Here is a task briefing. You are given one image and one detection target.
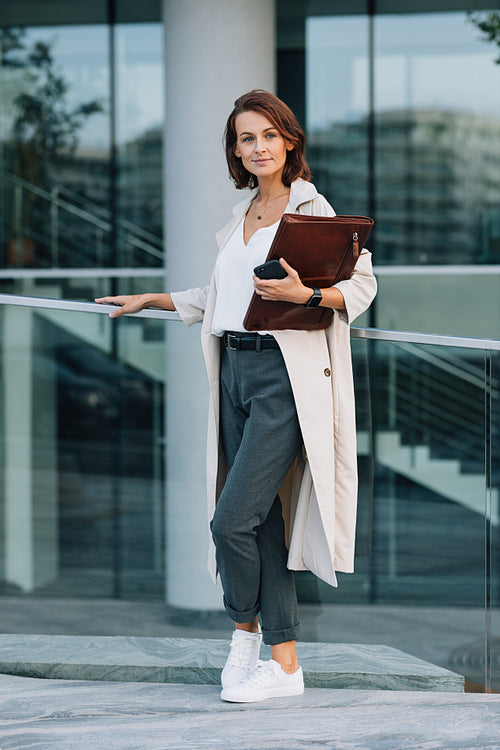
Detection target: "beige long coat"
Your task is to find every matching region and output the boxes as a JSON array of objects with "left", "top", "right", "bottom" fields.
[{"left": 171, "top": 179, "right": 377, "bottom": 587}]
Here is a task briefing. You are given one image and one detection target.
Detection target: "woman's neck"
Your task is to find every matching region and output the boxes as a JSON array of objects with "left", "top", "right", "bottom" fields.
[{"left": 257, "top": 176, "right": 288, "bottom": 203}]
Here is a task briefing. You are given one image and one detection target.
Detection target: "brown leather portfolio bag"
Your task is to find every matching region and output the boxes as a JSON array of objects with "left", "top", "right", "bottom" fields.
[{"left": 243, "top": 213, "right": 374, "bottom": 331}]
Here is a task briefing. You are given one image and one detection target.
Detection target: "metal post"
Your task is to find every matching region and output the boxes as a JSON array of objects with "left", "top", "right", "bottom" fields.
[
  {"left": 387, "top": 344, "right": 398, "bottom": 580},
  {"left": 152, "top": 378, "right": 164, "bottom": 574}
]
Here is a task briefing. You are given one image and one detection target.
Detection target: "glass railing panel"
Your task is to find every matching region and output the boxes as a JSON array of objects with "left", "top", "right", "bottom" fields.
[
  {"left": 1, "top": 297, "right": 498, "bottom": 692},
  {"left": 375, "top": 269, "right": 500, "bottom": 342},
  {"left": 341, "top": 337, "right": 489, "bottom": 690},
  {"left": 373, "top": 340, "right": 486, "bottom": 603},
  {"left": 0, "top": 301, "right": 165, "bottom": 600}
]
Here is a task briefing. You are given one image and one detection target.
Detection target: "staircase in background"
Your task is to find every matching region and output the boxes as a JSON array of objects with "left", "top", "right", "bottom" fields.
[
  {"left": 375, "top": 430, "right": 499, "bottom": 523},
  {"left": 1, "top": 172, "right": 163, "bottom": 269},
  {"left": 357, "top": 337, "right": 499, "bottom": 523}
]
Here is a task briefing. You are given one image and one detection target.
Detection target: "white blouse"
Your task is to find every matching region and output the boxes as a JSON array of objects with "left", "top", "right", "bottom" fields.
[{"left": 211, "top": 216, "right": 280, "bottom": 336}]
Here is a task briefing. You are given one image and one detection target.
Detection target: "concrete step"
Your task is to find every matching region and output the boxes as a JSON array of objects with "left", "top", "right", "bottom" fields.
[{"left": 0, "top": 635, "right": 464, "bottom": 692}]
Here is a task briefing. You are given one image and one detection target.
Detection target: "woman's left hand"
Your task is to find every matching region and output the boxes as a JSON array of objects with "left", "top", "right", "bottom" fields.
[{"left": 253, "top": 258, "right": 311, "bottom": 305}]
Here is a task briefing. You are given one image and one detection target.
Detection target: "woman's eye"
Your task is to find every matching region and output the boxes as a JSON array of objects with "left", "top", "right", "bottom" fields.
[
  {"left": 243, "top": 136, "right": 254, "bottom": 143},
  {"left": 266, "top": 133, "right": 278, "bottom": 139}
]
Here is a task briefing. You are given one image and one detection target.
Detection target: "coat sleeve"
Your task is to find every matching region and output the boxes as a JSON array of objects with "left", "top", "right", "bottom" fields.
[
  {"left": 298, "top": 192, "right": 377, "bottom": 323},
  {"left": 334, "top": 250, "right": 377, "bottom": 324},
  {"left": 170, "top": 285, "right": 210, "bottom": 326}
]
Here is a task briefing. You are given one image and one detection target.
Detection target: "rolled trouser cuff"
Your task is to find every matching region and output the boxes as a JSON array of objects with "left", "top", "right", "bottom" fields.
[
  {"left": 223, "top": 596, "right": 260, "bottom": 624},
  {"left": 262, "top": 624, "right": 301, "bottom": 646}
]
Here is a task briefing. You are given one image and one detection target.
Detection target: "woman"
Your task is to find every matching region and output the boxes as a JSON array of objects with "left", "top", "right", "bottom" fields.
[{"left": 96, "top": 90, "right": 377, "bottom": 703}]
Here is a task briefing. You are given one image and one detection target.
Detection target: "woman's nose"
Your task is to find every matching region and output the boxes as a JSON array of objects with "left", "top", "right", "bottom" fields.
[{"left": 254, "top": 137, "right": 266, "bottom": 152}]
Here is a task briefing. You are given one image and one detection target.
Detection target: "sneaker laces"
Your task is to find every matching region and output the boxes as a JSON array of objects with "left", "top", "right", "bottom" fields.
[
  {"left": 227, "top": 631, "right": 260, "bottom": 669},
  {"left": 240, "top": 659, "right": 280, "bottom": 686}
]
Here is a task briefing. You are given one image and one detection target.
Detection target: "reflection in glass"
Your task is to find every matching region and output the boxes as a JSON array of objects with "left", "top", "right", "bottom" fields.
[
  {"left": 361, "top": 338, "right": 496, "bottom": 692},
  {"left": 115, "top": 24, "right": 163, "bottom": 267},
  {"left": 368, "top": 341, "right": 487, "bottom": 604},
  {"left": 374, "top": 12, "right": 500, "bottom": 265},
  {"left": 1, "top": 299, "right": 498, "bottom": 689},
  {"left": 0, "top": 274, "right": 165, "bottom": 302},
  {"left": 0, "top": 304, "right": 165, "bottom": 598},
  {"left": 306, "top": 14, "right": 370, "bottom": 216},
  {"left": 284, "top": 334, "right": 496, "bottom": 691},
  {"left": 304, "top": 10, "right": 500, "bottom": 265},
  {"left": 0, "top": 25, "right": 109, "bottom": 268},
  {"left": 0, "top": 19, "right": 164, "bottom": 270}
]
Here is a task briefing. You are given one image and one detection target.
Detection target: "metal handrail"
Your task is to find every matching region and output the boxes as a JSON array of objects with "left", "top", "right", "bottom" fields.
[
  {"left": 351, "top": 326, "right": 500, "bottom": 351},
  {"left": 0, "top": 293, "right": 178, "bottom": 320},
  {"left": 1, "top": 293, "right": 500, "bottom": 350}
]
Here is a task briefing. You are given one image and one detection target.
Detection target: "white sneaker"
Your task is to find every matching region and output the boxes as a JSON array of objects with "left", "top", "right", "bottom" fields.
[
  {"left": 221, "top": 659, "right": 304, "bottom": 703},
  {"left": 221, "top": 627, "right": 262, "bottom": 689}
]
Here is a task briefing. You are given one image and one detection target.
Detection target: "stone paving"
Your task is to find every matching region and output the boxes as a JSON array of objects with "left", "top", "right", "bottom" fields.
[
  {"left": 0, "top": 598, "right": 498, "bottom": 748},
  {"left": 1, "top": 674, "right": 500, "bottom": 750}
]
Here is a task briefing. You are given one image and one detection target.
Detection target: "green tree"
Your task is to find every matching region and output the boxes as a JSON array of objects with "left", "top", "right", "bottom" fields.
[
  {"left": 0, "top": 28, "right": 103, "bottom": 185},
  {"left": 1, "top": 27, "right": 102, "bottom": 262},
  {"left": 467, "top": 11, "right": 500, "bottom": 64}
]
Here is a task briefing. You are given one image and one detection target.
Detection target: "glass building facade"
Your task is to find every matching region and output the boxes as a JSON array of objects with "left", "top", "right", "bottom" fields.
[
  {"left": 0, "top": 0, "right": 164, "bottom": 296},
  {"left": 0, "top": 0, "right": 499, "bottom": 693}
]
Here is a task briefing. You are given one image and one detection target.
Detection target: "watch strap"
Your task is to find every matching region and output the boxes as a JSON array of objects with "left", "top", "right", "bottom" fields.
[{"left": 306, "top": 287, "right": 322, "bottom": 308}]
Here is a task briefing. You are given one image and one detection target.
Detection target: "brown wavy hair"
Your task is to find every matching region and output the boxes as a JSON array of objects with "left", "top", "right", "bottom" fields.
[{"left": 224, "top": 90, "right": 311, "bottom": 189}]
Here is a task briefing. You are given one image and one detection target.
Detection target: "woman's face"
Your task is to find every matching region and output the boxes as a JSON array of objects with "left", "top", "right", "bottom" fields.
[{"left": 233, "top": 110, "right": 294, "bottom": 183}]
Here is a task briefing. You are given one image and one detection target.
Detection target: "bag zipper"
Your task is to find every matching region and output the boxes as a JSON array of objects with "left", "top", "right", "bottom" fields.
[
  {"left": 334, "top": 231, "right": 360, "bottom": 283},
  {"left": 352, "top": 231, "right": 359, "bottom": 260}
]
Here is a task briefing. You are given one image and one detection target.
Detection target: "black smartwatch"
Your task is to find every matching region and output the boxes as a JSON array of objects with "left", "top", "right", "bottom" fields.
[{"left": 305, "top": 287, "right": 322, "bottom": 308}]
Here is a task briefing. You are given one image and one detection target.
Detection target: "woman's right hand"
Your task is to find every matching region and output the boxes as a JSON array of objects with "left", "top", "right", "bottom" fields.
[{"left": 95, "top": 294, "right": 148, "bottom": 318}]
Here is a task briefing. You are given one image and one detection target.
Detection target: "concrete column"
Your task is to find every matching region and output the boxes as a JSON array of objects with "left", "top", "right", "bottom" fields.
[
  {"left": 4, "top": 307, "right": 34, "bottom": 590},
  {"left": 163, "top": 0, "right": 275, "bottom": 609},
  {"left": 2, "top": 307, "right": 58, "bottom": 592}
]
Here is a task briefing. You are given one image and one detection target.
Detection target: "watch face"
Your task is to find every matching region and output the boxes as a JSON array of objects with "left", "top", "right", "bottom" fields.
[{"left": 307, "top": 289, "right": 322, "bottom": 307}]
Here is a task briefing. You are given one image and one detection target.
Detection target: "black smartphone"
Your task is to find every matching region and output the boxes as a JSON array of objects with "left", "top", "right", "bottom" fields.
[{"left": 253, "top": 259, "right": 287, "bottom": 280}]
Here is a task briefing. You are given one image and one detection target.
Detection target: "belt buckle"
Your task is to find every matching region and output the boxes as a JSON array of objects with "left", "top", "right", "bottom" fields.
[{"left": 226, "top": 333, "right": 239, "bottom": 351}]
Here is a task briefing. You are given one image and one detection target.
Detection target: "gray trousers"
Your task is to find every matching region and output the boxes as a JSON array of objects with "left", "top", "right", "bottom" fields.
[{"left": 210, "top": 344, "right": 303, "bottom": 646}]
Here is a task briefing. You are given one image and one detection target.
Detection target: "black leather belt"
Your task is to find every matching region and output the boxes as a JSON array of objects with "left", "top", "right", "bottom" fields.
[{"left": 223, "top": 331, "right": 279, "bottom": 351}]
